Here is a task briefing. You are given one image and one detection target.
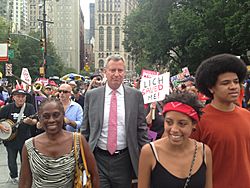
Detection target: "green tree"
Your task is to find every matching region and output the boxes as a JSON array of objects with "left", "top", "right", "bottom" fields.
[
  {"left": 124, "top": 0, "right": 250, "bottom": 74},
  {"left": 0, "top": 17, "right": 10, "bottom": 75},
  {"left": 0, "top": 17, "right": 72, "bottom": 81},
  {"left": 0, "top": 17, "right": 9, "bottom": 42}
]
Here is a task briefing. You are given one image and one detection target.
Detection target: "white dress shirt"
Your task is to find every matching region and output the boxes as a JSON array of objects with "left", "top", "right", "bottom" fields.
[{"left": 97, "top": 84, "right": 127, "bottom": 150}]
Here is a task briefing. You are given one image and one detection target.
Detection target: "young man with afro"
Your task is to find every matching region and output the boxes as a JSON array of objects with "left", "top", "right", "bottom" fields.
[{"left": 191, "top": 53, "right": 250, "bottom": 188}]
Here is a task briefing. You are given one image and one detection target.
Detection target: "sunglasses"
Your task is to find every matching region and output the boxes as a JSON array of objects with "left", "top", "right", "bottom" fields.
[{"left": 58, "top": 90, "right": 71, "bottom": 94}]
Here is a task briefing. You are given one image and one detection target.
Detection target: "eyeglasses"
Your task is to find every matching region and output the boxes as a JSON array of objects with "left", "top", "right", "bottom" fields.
[{"left": 58, "top": 90, "right": 71, "bottom": 94}]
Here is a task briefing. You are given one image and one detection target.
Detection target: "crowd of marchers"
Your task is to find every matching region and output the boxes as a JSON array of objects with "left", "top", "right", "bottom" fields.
[{"left": 0, "top": 53, "right": 249, "bottom": 188}]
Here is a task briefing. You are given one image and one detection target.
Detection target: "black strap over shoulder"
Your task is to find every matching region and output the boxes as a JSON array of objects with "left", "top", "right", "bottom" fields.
[{"left": 149, "top": 142, "right": 158, "bottom": 161}]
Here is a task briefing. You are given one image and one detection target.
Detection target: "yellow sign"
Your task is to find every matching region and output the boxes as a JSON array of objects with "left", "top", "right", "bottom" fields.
[
  {"left": 39, "top": 67, "right": 45, "bottom": 76},
  {"left": 247, "top": 65, "right": 250, "bottom": 72},
  {"left": 84, "top": 64, "right": 90, "bottom": 72},
  {"left": 0, "top": 72, "right": 2, "bottom": 79}
]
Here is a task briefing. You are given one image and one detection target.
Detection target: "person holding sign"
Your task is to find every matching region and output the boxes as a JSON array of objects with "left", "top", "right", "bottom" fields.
[
  {"left": 138, "top": 92, "right": 212, "bottom": 188},
  {"left": 145, "top": 101, "right": 164, "bottom": 140}
]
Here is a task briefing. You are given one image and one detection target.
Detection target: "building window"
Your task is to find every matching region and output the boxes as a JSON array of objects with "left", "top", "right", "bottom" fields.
[
  {"left": 98, "top": 14, "right": 101, "bottom": 25},
  {"left": 102, "top": 14, "right": 104, "bottom": 25},
  {"left": 106, "top": 14, "right": 109, "bottom": 24},
  {"left": 98, "top": 0, "right": 101, "bottom": 11},
  {"left": 110, "top": 0, "right": 113, "bottom": 11},
  {"left": 99, "top": 27, "right": 104, "bottom": 51},
  {"left": 114, "top": 27, "right": 120, "bottom": 51},
  {"left": 110, "top": 14, "right": 112, "bottom": 24},
  {"left": 117, "top": 14, "right": 120, "bottom": 25},
  {"left": 106, "top": 0, "right": 109, "bottom": 11},
  {"left": 101, "top": 0, "right": 104, "bottom": 11},
  {"left": 114, "top": 14, "right": 117, "bottom": 25},
  {"left": 107, "top": 27, "right": 112, "bottom": 51}
]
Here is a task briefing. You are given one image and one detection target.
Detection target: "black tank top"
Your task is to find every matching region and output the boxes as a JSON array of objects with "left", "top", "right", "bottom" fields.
[{"left": 150, "top": 142, "right": 206, "bottom": 188}]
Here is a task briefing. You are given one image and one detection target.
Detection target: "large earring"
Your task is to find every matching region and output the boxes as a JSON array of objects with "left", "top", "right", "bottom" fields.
[
  {"left": 192, "top": 127, "right": 197, "bottom": 132},
  {"left": 36, "top": 122, "right": 43, "bottom": 129}
]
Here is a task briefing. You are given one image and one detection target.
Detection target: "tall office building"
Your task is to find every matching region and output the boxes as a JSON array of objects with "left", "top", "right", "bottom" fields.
[
  {"left": 46, "top": 0, "right": 83, "bottom": 72},
  {"left": 89, "top": 3, "right": 95, "bottom": 43},
  {"left": 0, "top": 0, "right": 29, "bottom": 33},
  {"left": 27, "top": 0, "right": 43, "bottom": 33},
  {"left": 0, "top": 0, "right": 9, "bottom": 18},
  {"left": 94, "top": 0, "right": 138, "bottom": 72}
]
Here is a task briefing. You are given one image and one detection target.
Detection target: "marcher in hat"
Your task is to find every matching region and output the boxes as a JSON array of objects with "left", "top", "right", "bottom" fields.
[{"left": 0, "top": 88, "right": 37, "bottom": 184}]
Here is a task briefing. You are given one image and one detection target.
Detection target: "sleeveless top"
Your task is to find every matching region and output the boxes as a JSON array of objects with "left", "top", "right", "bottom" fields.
[
  {"left": 25, "top": 134, "right": 79, "bottom": 188},
  {"left": 150, "top": 142, "right": 206, "bottom": 188}
]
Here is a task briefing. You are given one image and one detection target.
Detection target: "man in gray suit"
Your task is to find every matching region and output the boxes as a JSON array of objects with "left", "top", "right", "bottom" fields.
[{"left": 81, "top": 54, "right": 149, "bottom": 188}]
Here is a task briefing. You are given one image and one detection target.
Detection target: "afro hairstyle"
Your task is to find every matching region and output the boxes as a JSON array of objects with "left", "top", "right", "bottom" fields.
[{"left": 195, "top": 53, "right": 247, "bottom": 98}]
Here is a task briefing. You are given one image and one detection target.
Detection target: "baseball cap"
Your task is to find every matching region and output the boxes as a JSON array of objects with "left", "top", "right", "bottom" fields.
[{"left": 11, "top": 89, "right": 28, "bottom": 96}]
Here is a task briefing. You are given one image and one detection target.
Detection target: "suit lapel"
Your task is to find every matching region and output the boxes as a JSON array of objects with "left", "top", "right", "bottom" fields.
[
  {"left": 124, "top": 86, "right": 131, "bottom": 132},
  {"left": 99, "top": 86, "right": 105, "bottom": 127}
]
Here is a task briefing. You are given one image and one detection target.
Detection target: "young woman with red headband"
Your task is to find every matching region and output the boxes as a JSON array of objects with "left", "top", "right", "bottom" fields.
[{"left": 138, "top": 92, "right": 212, "bottom": 188}]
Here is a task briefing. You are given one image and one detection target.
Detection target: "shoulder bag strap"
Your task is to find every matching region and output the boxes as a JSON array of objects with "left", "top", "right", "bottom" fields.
[
  {"left": 78, "top": 133, "right": 90, "bottom": 179},
  {"left": 16, "top": 103, "right": 26, "bottom": 128},
  {"left": 73, "top": 133, "right": 79, "bottom": 173}
]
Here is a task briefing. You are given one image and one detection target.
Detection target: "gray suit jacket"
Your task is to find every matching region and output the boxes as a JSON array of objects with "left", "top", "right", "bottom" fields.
[{"left": 81, "top": 85, "right": 149, "bottom": 176}]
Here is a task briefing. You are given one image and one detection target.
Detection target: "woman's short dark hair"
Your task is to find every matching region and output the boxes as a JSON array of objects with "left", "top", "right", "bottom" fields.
[
  {"left": 163, "top": 92, "right": 204, "bottom": 121},
  {"left": 38, "top": 97, "right": 65, "bottom": 117},
  {"left": 195, "top": 53, "right": 247, "bottom": 98}
]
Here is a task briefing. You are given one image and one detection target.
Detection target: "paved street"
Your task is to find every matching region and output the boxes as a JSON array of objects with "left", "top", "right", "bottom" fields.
[{"left": 0, "top": 142, "right": 20, "bottom": 188}]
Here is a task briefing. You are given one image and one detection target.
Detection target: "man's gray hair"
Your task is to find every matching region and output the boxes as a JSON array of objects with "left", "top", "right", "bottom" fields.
[{"left": 104, "top": 54, "right": 125, "bottom": 68}]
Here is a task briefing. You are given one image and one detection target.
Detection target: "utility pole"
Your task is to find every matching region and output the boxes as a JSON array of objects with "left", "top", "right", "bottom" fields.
[{"left": 37, "top": 0, "right": 53, "bottom": 77}]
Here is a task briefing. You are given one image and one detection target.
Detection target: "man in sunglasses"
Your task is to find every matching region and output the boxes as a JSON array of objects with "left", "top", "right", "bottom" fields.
[{"left": 58, "top": 83, "right": 83, "bottom": 132}]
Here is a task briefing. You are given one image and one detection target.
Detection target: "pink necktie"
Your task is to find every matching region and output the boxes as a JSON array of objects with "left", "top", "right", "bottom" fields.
[{"left": 107, "top": 90, "right": 117, "bottom": 155}]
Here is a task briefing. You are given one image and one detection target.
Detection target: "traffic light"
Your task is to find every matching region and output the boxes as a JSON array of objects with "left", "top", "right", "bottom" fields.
[
  {"left": 7, "top": 37, "right": 11, "bottom": 47},
  {"left": 40, "top": 38, "right": 45, "bottom": 51}
]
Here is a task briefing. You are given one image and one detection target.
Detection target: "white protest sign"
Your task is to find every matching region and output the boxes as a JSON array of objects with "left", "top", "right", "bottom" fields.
[
  {"left": 140, "top": 72, "right": 170, "bottom": 104},
  {"left": 141, "top": 69, "right": 159, "bottom": 78},
  {"left": 20, "top": 68, "right": 32, "bottom": 91}
]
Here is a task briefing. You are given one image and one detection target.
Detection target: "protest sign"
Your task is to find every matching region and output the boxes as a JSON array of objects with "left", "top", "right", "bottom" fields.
[
  {"left": 20, "top": 68, "right": 32, "bottom": 91},
  {"left": 141, "top": 69, "right": 159, "bottom": 78},
  {"left": 140, "top": 72, "right": 170, "bottom": 104}
]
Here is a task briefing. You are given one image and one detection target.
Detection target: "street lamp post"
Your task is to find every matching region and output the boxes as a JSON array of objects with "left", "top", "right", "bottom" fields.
[{"left": 43, "top": 0, "right": 47, "bottom": 58}]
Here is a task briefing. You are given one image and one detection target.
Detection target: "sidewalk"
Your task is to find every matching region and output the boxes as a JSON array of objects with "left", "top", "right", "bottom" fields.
[{"left": 0, "top": 142, "right": 19, "bottom": 188}]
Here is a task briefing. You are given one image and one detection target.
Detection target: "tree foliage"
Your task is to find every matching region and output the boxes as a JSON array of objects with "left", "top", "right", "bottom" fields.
[
  {"left": 0, "top": 16, "right": 74, "bottom": 82},
  {"left": 124, "top": 0, "right": 250, "bottom": 75}
]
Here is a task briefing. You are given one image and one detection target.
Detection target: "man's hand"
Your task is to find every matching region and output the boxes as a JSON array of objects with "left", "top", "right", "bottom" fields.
[
  {"left": 23, "top": 117, "right": 37, "bottom": 126},
  {"left": 0, "top": 123, "right": 11, "bottom": 133},
  {"left": 64, "top": 117, "right": 76, "bottom": 128}
]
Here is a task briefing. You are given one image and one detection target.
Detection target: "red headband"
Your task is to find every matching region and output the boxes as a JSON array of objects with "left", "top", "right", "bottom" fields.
[{"left": 162, "top": 102, "right": 199, "bottom": 122}]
